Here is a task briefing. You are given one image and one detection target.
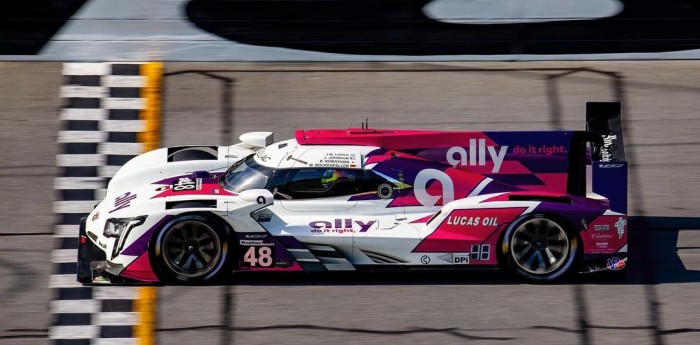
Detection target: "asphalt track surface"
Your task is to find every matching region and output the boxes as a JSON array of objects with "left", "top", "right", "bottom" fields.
[{"left": 2, "top": 61, "right": 700, "bottom": 344}]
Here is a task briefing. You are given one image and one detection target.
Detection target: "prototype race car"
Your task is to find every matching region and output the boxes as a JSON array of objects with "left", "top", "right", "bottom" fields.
[{"left": 78, "top": 102, "right": 628, "bottom": 284}]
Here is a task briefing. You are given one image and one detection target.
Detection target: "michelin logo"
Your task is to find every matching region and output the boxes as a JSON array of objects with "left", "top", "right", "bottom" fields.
[{"left": 614, "top": 217, "right": 626, "bottom": 239}]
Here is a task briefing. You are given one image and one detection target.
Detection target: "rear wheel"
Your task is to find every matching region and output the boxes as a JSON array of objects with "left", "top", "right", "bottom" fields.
[
  {"left": 501, "top": 214, "right": 579, "bottom": 282},
  {"left": 152, "top": 215, "right": 230, "bottom": 284}
]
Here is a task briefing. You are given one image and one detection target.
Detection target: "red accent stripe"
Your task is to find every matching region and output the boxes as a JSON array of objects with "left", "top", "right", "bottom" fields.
[{"left": 296, "top": 128, "right": 496, "bottom": 149}]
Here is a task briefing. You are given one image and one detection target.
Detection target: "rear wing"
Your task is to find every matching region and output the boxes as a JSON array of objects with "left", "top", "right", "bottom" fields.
[{"left": 585, "top": 102, "right": 628, "bottom": 214}]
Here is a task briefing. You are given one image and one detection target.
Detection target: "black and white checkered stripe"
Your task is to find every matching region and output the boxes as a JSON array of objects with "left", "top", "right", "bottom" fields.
[{"left": 50, "top": 63, "right": 149, "bottom": 345}]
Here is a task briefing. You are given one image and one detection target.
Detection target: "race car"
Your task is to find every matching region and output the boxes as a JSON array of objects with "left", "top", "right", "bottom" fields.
[{"left": 78, "top": 102, "right": 628, "bottom": 284}]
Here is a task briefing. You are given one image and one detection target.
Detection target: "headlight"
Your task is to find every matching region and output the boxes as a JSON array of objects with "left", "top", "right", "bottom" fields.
[{"left": 103, "top": 216, "right": 147, "bottom": 238}]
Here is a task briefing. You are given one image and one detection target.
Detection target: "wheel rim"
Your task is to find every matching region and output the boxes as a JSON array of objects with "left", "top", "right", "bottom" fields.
[
  {"left": 161, "top": 220, "right": 222, "bottom": 278},
  {"left": 510, "top": 218, "right": 570, "bottom": 275}
]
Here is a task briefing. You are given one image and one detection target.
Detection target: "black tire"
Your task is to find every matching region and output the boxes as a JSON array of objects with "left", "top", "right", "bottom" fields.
[
  {"left": 150, "top": 214, "right": 231, "bottom": 284},
  {"left": 500, "top": 214, "right": 579, "bottom": 282}
]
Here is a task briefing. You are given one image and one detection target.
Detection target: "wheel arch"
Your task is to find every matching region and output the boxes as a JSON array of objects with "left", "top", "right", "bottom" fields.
[
  {"left": 147, "top": 210, "right": 235, "bottom": 283},
  {"left": 497, "top": 209, "right": 583, "bottom": 281}
]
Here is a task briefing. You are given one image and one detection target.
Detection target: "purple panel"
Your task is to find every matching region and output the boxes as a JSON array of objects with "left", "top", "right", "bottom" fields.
[
  {"left": 275, "top": 235, "right": 307, "bottom": 250},
  {"left": 153, "top": 174, "right": 189, "bottom": 185},
  {"left": 532, "top": 197, "right": 607, "bottom": 232},
  {"left": 516, "top": 155, "right": 570, "bottom": 173},
  {"left": 120, "top": 215, "right": 173, "bottom": 256},
  {"left": 592, "top": 162, "right": 628, "bottom": 214},
  {"left": 485, "top": 173, "right": 545, "bottom": 186},
  {"left": 479, "top": 181, "right": 517, "bottom": 195},
  {"left": 153, "top": 172, "right": 221, "bottom": 186}
]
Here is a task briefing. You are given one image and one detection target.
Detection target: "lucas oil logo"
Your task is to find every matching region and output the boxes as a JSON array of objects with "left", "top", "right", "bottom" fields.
[{"left": 446, "top": 216, "right": 499, "bottom": 227}]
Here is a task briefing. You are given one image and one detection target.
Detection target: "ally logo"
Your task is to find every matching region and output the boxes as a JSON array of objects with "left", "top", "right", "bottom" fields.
[{"left": 446, "top": 139, "right": 508, "bottom": 173}]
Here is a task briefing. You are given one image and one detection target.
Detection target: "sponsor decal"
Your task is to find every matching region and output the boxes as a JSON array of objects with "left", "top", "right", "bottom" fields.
[
  {"left": 453, "top": 253, "right": 470, "bottom": 264},
  {"left": 594, "top": 224, "right": 610, "bottom": 232},
  {"left": 420, "top": 255, "right": 431, "bottom": 264},
  {"left": 239, "top": 240, "right": 273, "bottom": 246},
  {"left": 471, "top": 244, "right": 490, "bottom": 261},
  {"left": 606, "top": 257, "right": 625, "bottom": 271},
  {"left": 152, "top": 174, "right": 234, "bottom": 198},
  {"left": 511, "top": 144, "right": 567, "bottom": 156},
  {"left": 446, "top": 216, "right": 499, "bottom": 227},
  {"left": 172, "top": 177, "right": 202, "bottom": 192},
  {"left": 413, "top": 207, "right": 524, "bottom": 254},
  {"left": 310, "top": 152, "right": 360, "bottom": 168},
  {"left": 309, "top": 218, "right": 376, "bottom": 233},
  {"left": 97, "top": 240, "right": 107, "bottom": 249},
  {"left": 601, "top": 134, "right": 618, "bottom": 162},
  {"left": 256, "top": 149, "right": 270, "bottom": 162},
  {"left": 275, "top": 260, "right": 293, "bottom": 268},
  {"left": 614, "top": 217, "right": 626, "bottom": 239},
  {"left": 244, "top": 234, "right": 267, "bottom": 239},
  {"left": 599, "top": 163, "right": 625, "bottom": 168},
  {"left": 437, "top": 253, "right": 471, "bottom": 264},
  {"left": 591, "top": 233, "right": 613, "bottom": 240},
  {"left": 110, "top": 192, "right": 136, "bottom": 213},
  {"left": 446, "top": 139, "right": 508, "bottom": 173},
  {"left": 585, "top": 216, "right": 627, "bottom": 254}
]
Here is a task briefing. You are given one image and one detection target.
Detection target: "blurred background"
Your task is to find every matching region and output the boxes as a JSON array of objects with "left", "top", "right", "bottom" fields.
[{"left": 1, "top": 1, "right": 700, "bottom": 344}]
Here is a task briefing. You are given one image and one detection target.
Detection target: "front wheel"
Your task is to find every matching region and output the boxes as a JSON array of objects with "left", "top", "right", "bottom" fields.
[
  {"left": 151, "top": 215, "right": 231, "bottom": 284},
  {"left": 501, "top": 214, "right": 579, "bottom": 282}
]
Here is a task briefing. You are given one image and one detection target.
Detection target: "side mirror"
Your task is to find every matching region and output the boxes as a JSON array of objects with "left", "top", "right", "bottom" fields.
[{"left": 239, "top": 189, "right": 274, "bottom": 207}]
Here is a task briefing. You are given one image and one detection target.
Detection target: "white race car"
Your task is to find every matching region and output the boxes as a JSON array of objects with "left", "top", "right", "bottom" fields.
[{"left": 78, "top": 103, "right": 629, "bottom": 284}]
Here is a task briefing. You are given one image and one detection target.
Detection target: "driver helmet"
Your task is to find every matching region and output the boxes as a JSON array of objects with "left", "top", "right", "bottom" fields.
[{"left": 321, "top": 169, "right": 344, "bottom": 188}]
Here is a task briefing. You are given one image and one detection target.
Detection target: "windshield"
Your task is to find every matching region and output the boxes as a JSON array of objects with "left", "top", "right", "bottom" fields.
[{"left": 219, "top": 155, "right": 273, "bottom": 193}]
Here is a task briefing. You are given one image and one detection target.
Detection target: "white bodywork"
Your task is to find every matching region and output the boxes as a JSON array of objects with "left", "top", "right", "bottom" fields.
[{"left": 84, "top": 132, "right": 538, "bottom": 276}]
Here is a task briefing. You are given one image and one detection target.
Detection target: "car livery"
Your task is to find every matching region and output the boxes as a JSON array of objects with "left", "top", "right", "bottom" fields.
[{"left": 78, "top": 102, "right": 628, "bottom": 283}]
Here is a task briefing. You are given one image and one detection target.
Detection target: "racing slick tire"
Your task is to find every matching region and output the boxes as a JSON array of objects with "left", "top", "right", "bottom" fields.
[
  {"left": 151, "top": 214, "right": 232, "bottom": 284},
  {"left": 500, "top": 214, "right": 579, "bottom": 282}
]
